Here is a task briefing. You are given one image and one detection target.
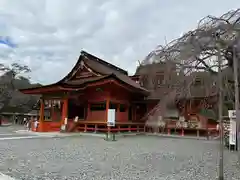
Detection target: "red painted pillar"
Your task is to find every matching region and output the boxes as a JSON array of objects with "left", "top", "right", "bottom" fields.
[
  {"left": 51, "top": 100, "right": 56, "bottom": 121},
  {"left": 60, "top": 98, "right": 68, "bottom": 132},
  {"left": 105, "top": 98, "right": 110, "bottom": 122},
  {"left": 61, "top": 98, "right": 68, "bottom": 126},
  {"left": 87, "top": 102, "right": 90, "bottom": 121},
  {"left": 106, "top": 98, "right": 110, "bottom": 134},
  {"left": 38, "top": 99, "right": 44, "bottom": 132}
]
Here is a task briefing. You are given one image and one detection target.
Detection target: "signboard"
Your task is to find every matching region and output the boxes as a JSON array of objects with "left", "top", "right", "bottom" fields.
[
  {"left": 107, "top": 109, "right": 115, "bottom": 127},
  {"left": 229, "top": 110, "right": 236, "bottom": 119},
  {"left": 61, "top": 125, "right": 66, "bottom": 131},
  {"left": 230, "top": 119, "right": 237, "bottom": 145},
  {"left": 64, "top": 118, "right": 68, "bottom": 125},
  {"left": 229, "top": 110, "right": 237, "bottom": 145},
  {"left": 74, "top": 116, "right": 79, "bottom": 122}
]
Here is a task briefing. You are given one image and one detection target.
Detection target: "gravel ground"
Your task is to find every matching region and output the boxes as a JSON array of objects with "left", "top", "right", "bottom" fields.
[
  {"left": 0, "top": 125, "right": 25, "bottom": 134},
  {"left": 0, "top": 135, "right": 239, "bottom": 180}
]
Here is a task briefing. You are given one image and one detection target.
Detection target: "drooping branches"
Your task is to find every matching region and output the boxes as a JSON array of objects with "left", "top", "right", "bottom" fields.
[{"left": 140, "top": 8, "right": 240, "bottom": 122}]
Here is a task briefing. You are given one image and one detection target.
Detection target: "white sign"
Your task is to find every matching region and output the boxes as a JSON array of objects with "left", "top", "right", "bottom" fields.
[
  {"left": 229, "top": 110, "right": 237, "bottom": 145},
  {"left": 228, "top": 110, "right": 236, "bottom": 118},
  {"left": 74, "top": 116, "right": 79, "bottom": 122},
  {"left": 230, "top": 119, "right": 237, "bottom": 145},
  {"left": 61, "top": 125, "right": 66, "bottom": 131},
  {"left": 107, "top": 109, "right": 116, "bottom": 126},
  {"left": 64, "top": 118, "right": 68, "bottom": 125}
]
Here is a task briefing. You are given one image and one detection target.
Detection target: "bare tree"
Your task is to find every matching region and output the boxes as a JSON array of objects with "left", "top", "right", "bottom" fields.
[{"left": 140, "top": 9, "right": 240, "bottom": 129}]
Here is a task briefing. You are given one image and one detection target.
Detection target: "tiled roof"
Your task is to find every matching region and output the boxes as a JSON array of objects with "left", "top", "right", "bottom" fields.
[{"left": 19, "top": 51, "right": 148, "bottom": 94}]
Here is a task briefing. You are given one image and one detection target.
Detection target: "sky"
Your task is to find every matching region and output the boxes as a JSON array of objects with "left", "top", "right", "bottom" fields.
[{"left": 0, "top": 0, "right": 239, "bottom": 84}]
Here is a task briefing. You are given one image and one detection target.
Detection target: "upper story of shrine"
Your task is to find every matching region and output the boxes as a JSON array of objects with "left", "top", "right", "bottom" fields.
[{"left": 19, "top": 51, "right": 149, "bottom": 101}]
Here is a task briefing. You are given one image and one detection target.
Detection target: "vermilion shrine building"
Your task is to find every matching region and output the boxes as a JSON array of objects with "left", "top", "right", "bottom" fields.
[
  {"left": 20, "top": 51, "right": 217, "bottom": 134},
  {"left": 20, "top": 51, "right": 153, "bottom": 132}
]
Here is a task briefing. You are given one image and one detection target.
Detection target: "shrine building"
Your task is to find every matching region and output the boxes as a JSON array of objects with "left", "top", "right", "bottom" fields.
[
  {"left": 20, "top": 50, "right": 218, "bottom": 135},
  {"left": 20, "top": 51, "right": 152, "bottom": 132}
]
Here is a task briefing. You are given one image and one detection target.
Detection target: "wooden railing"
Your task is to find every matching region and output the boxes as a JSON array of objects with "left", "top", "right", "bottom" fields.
[
  {"left": 65, "top": 120, "right": 218, "bottom": 138},
  {"left": 145, "top": 125, "right": 218, "bottom": 138},
  {"left": 67, "top": 121, "right": 145, "bottom": 133}
]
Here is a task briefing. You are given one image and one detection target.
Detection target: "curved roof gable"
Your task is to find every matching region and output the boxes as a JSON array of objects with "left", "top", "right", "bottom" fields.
[{"left": 60, "top": 51, "right": 128, "bottom": 83}]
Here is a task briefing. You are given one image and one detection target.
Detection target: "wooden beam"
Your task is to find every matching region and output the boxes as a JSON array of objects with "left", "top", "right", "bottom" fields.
[
  {"left": 63, "top": 79, "right": 145, "bottom": 94},
  {"left": 42, "top": 92, "right": 66, "bottom": 99},
  {"left": 20, "top": 86, "right": 64, "bottom": 94}
]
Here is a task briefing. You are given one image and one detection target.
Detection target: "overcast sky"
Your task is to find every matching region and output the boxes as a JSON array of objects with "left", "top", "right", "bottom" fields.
[{"left": 0, "top": 0, "right": 239, "bottom": 84}]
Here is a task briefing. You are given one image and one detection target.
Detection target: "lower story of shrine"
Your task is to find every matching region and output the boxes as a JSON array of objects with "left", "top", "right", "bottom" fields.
[
  {"left": 33, "top": 98, "right": 218, "bottom": 134},
  {"left": 27, "top": 84, "right": 218, "bottom": 135},
  {"left": 37, "top": 98, "right": 148, "bottom": 132},
  {"left": 33, "top": 83, "right": 150, "bottom": 132}
]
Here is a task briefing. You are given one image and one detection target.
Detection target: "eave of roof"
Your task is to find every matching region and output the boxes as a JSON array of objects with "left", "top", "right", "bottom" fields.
[
  {"left": 19, "top": 85, "right": 65, "bottom": 94},
  {"left": 20, "top": 73, "right": 149, "bottom": 95},
  {"left": 20, "top": 51, "right": 147, "bottom": 95},
  {"left": 63, "top": 73, "right": 149, "bottom": 95}
]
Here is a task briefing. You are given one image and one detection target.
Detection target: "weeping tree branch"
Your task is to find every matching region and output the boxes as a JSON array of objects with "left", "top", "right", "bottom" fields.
[{"left": 139, "top": 8, "right": 240, "bottom": 127}]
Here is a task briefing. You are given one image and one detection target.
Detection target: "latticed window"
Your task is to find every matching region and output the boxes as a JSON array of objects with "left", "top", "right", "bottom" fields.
[
  {"left": 90, "top": 102, "right": 106, "bottom": 111},
  {"left": 119, "top": 104, "right": 127, "bottom": 112}
]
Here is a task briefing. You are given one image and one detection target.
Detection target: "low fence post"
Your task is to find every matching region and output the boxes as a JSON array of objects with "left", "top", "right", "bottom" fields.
[
  {"left": 104, "top": 126, "right": 117, "bottom": 141},
  {"left": 128, "top": 125, "right": 131, "bottom": 132},
  {"left": 118, "top": 125, "right": 121, "bottom": 133},
  {"left": 207, "top": 130, "right": 209, "bottom": 140},
  {"left": 168, "top": 128, "right": 170, "bottom": 135},
  {"left": 181, "top": 128, "right": 184, "bottom": 136},
  {"left": 94, "top": 124, "right": 98, "bottom": 133}
]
